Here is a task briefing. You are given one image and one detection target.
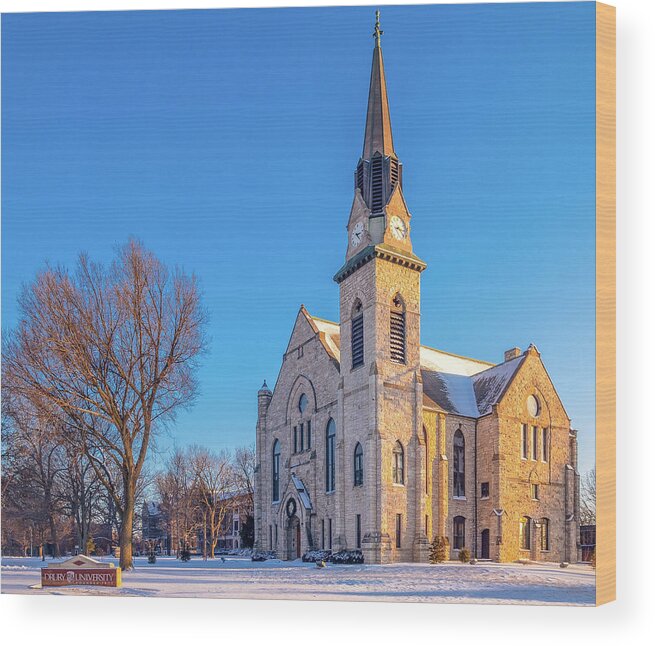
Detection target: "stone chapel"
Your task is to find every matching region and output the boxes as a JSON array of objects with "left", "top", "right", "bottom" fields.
[{"left": 254, "top": 14, "right": 580, "bottom": 564}]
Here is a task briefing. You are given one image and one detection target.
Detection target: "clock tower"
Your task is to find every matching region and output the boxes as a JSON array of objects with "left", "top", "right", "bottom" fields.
[{"left": 333, "top": 12, "right": 428, "bottom": 563}]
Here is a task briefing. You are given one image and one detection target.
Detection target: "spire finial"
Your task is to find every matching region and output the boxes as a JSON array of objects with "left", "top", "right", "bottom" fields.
[{"left": 373, "top": 10, "right": 383, "bottom": 46}]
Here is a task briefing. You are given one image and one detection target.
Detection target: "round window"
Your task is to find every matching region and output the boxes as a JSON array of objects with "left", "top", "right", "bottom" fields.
[
  {"left": 298, "top": 393, "right": 308, "bottom": 414},
  {"left": 527, "top": 395, "right": 540, "bottom": 417}
]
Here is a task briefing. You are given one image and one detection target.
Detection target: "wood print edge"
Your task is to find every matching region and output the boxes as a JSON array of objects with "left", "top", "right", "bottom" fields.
[{"left": 595, "top": 0, "right": 616, "bottom": 607}]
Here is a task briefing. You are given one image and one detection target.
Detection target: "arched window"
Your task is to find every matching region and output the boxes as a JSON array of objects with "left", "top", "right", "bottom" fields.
[
  {"left": 298, "top": 393, "right": 308, "bottom": 414},
  {"left": 453, "top": 429, "right": 465, "bottom": 498},
  {"left": 392, "top": 441, "right": 404, "bottom": 485},
  {"left": 326, "top": 419, "right": 336, "bottom": 492},
  {"left": 351, "top": 300, "right": 364, "bottom": 369},
  {"left": 423, "top": 427, "right": 429, "bottom": 494},
  {"left": 272, "top": 440, "right": 281, "bottom": 502},
  {"left": 354, "top": 443, "right": 364, "bottom": 486},
  {"left": 540, "top": 518, "right": 550, "bottom": 551},
  {"left": 519, "top": 516, "right": 531, "bottom": 550},
  {"left": 389, "top": 294, "right": 406, "bottom": 364},
  {"left": 453, "top": 516, "right": 466, "bottom": 550}
]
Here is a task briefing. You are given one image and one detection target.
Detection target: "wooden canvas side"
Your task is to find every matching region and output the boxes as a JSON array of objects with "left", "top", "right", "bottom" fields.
[{"left": 595, "top": 1, "right": 616, "bottom": 606}]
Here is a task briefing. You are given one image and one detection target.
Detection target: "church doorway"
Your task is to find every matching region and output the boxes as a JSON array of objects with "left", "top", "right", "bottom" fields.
[
  {"left": 481, "top": 529, "right": 490, "bottom": 559},
  {"left": 287, "top": 516, "right": 301, "bottom": 560}
]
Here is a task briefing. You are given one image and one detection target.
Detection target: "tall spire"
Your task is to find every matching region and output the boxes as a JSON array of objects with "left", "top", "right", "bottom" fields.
[{"left": 362, "top": 10, "right": 395, "bottom": 160}]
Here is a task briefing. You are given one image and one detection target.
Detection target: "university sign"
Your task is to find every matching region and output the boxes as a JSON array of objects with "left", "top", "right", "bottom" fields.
[{"left": 41, "top": 555, "right": 122, "bottom": 588}]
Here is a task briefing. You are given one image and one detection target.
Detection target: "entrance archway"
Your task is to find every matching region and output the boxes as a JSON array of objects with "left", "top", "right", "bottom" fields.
[
  {"left": 481, "top": 529, "right": 490, "bottom": 559},
  {"left": 287, "top": 516, "right": 301, "bottom": 560}
]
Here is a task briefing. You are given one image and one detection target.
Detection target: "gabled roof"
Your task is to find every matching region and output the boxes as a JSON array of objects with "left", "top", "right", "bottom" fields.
[
  {"left": 421, "top": 355, "right": 524, "bottom": 419},
  {"left": 472, "top": 355, "right": 526, "bottom": 416},
  {"left": 300, "top": 312, "right": 525, "bottom": 419}
]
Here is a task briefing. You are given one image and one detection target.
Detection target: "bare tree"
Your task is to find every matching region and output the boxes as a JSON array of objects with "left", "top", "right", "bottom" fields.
[
  {"left": 3, "top": 240, "right": 207, "bottom": 570},
  {"left": 580, "top": 468, "right": 596, "bottom": 525},
  {"left": 189, "top": 447, "right": 234, "bottom": 559},
  {"left": 156, "top": 449, "right": 201, "bottom": 556},
  {"left": 1, "top": 388, "right": 68, "bottom": 558},
  {"left": 233, "top": 444, "right": 255, "bottom": 511},
  {"left": 58, "top": 443, "right": 104, "bottom": 555}
]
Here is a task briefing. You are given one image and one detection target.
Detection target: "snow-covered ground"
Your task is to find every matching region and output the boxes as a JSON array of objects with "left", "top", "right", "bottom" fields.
[{"left": 1, "top": 556, "right": 595, "bottom": 606}]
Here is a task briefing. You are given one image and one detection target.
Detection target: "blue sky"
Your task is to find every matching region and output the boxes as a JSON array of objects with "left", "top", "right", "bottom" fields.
[{"left": 1, "top": 3, "right": 596, "bottom": 474}]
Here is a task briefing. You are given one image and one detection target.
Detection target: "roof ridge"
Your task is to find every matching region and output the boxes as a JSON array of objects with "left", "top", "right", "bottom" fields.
[
  {"left": 471, "top": 353, "right": 523, "bottom": 378},
  {"left": 420, "top": 343, "right": 495, "bottom": 367},
  {"left": 310, "top": 315, "right": 339, "bottom": 326}
]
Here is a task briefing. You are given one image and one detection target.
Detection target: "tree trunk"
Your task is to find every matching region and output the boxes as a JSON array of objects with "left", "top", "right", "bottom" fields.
[
  {"left": 119, "top": 475, "right": 136, "bottom": 570},
  {"left": 48, "top": 514, "right": 60, "bottom": 558}
]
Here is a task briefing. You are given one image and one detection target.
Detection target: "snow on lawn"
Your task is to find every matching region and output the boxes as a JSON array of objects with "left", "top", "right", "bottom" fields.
[{"left": 1, "top": 556, "right": 595, "bottom": 606}]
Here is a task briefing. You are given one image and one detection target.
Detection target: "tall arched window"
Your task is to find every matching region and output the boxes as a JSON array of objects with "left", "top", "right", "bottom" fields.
[
  {"left": 354, "top": 443, "right": 364, "bottom": 486},
  {"left": 326, "top": 419, "right": 336, "bottom": 492},
  {"left": 423, "top": 427, "right": 429, "bottom": 494},
  {"left": 351, "top": 300, "right": 364, "bottom": 369},
  {"left": 453, "top": 516, "right": 466, "bottom": 549},
  {"left": 519, "top": 516, "right": 531, "bottom": 550},
  {"left": 453, "top": 429, "right": 465, "bottom": 498},
  {"left": 393, "top": 441, "right": 404, "bottom": 485},
  {"left": 540, "top": 518, "right": 550, "bottom": 551},
  {"left": 272, "top": 440, "right": 281, "bottom": 502},
  {"left": 389, "top": 294, "right": 406, "bottom": 364}
]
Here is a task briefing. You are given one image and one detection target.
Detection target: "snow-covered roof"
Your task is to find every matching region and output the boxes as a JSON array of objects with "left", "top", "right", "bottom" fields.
[
  {"left": 421, "top": 371, "right": 480, "bottom": 418},
  {"left": 291, "top": 474, "right": 312, "bottom": 510},
  {"left": 419, "top": 345, "right": 493, "bottom": 376},
  {"left": 303, "top": 312, "right": 523, "bottom": 418},
  {"left": 311, "top": 316, "right": 341, "bottom": 363},
  {"left": 472, "top": 355, "right": 525, "bottom": 416}
]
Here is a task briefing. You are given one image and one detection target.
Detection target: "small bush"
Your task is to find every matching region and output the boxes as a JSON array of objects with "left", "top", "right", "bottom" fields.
[
  {"left": 429, "top": 536, "right": 449, "bottom": 564},
  {"left": 329, "top": 550, "right": 364, "bottom": 564},
  {"left": 147, "top": 552, "right": 156, "bottom": 564},
  {"left": 251, "top": 550, "right": 276, "bottom": 562},
  {"left": 302, "top": 550, "right": 332, "bottom": 563},
  {"left": 458, "top": 547, "right": 471, "bottom": 563},
  {"left": 180, "top": 548, "right": 191, "bottom": 562}
]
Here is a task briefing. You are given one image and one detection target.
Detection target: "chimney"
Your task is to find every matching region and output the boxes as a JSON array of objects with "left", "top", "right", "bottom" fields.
[{"left": 504, "top": 347, "right": 521, "bottom": 362}]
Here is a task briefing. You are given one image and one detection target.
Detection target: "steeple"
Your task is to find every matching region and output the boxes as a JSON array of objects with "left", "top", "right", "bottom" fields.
[
  {"left": 355, "top": 10, "right": 403, "bottom": 218},
  {"left": 336, "top": 11, "right": 425, "bottom": 283},
  {"left": 362, "top": 10, "right": 395, "bottom": 159}
]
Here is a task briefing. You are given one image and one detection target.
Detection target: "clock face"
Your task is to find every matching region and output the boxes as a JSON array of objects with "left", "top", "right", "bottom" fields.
[
  {"left": 351, "top": 221, "right": 364, "bottom": 248},
  {"left": 389, "top": 216, "right": 407, "bottom": 240}
]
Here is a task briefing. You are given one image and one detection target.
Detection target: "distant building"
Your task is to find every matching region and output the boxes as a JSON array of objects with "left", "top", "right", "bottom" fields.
[
  {"left": 254, "top": 14, "right": 580, "bottom": 564},
  {"left": 215, "top": 493, "right": 253, "bottom": 551},
  {"left": 141, "top": 501, "right": 167, "bottom": 553}
]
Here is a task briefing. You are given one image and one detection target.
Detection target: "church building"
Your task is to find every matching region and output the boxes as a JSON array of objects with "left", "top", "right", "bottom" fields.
[{"left": 254, "top": 14, "right": 580, "bottom": 564}]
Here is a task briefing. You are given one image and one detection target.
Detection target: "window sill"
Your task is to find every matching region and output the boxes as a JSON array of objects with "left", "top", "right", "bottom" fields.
[
  {"left": 452, "top": 496, "right": 467, "bottom": 501},
  {"left": 480, "top": 496, "right": 490, "bottom": 501},
  {"left": 392, "top": 483, "right": 405, "bottom": 487}
]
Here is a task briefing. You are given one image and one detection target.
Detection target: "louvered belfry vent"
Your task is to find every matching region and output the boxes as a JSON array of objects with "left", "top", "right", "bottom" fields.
[
  {"left": 390, "top": 296, "right": 406, "bottom": 364},
  {"left": 351, "top": 313, "right": 364, "bottom": 368},
  {"left": 355, "top": 160, "right": 365, "bottom": 194},
  {"left": 356, "top": 15, "right": 403, "bottom": 219},
  {"left": 370, "top": 155, "right": 385, "bottom": 214}
]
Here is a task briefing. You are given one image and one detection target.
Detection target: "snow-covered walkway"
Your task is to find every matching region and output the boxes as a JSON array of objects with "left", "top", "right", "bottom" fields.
[{"left": 1, "top": 556, "right": 595, "bottom": 605}]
